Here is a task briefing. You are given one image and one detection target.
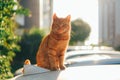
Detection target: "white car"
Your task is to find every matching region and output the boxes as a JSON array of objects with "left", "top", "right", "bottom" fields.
[{"left": 10, "top": 50, "right": 120, "bottom": 80}]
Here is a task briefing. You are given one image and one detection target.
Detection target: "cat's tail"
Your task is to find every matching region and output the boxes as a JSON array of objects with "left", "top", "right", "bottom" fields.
[{"left": 22, "top": 59, "right": 31, "bottom": 73}]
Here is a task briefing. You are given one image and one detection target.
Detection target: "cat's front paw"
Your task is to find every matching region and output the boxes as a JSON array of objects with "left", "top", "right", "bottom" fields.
[
  {"left": 60, "top": 65, "right": 66, "bottom": 70},
  {"left": 50, "top": 66, "right": 60, "bottom": 71}
]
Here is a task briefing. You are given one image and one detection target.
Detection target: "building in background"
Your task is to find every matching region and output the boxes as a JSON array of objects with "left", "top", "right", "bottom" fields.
[
  {"left": 17, "top": 0, "right": 53, "bottom": 29},
  {"left": 40, "top": 0, "right": 53, "bottom": 29},
  {"left": 99, "top": 0, "right": 120, "bottom": 47}
]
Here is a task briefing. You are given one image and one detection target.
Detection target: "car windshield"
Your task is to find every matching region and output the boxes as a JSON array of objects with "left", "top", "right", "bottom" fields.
[{"left": 65, "top": 50, "right": 120, "bottom": 67}]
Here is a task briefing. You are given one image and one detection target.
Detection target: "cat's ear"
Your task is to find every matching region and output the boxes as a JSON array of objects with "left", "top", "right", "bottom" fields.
[
  {"left": 53, "top": 13, "right": 57, "bottom": 20},
  {"left": 66, "top": 15, "right": 71, "bottom": 21}
]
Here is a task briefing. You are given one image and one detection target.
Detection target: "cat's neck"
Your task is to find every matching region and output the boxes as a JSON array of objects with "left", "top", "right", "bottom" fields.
[{"left": 50, "top": 31, "right": 70, "bottom": 40}]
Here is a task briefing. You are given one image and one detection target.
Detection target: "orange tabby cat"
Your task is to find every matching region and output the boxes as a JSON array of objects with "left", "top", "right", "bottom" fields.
[{"left": 36, "top": 14, "right": 71, "bottom": 70}]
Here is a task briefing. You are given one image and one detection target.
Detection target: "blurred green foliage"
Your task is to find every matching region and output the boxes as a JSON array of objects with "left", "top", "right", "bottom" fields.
[
  {"left": 12, "top": 28, "right": 45, "bottom": 72},
  {"left": 70, "top": 19, "right": 91, "bottom": 45},
  {"left": 114, "top": 45, "right": 120, "bottom": 51},
  {"left": 0, "top": 0, "right": 29, "bottom": 79}
]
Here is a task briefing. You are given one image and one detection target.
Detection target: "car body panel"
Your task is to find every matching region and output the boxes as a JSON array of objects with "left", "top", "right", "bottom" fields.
[{"left": 11, "top": 65, "right": 120, "bottom": 80}]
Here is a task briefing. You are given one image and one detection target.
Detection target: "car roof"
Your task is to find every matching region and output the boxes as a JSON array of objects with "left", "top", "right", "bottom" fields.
[{"left": 11, "top": 65, "right": 120, "bottom": 80}]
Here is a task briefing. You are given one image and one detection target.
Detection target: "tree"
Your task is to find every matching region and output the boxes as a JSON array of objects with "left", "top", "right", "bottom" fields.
[
  {"left": 70, "top": 19, "right": 91, "bottom": 45},
  {"left": 12, "top": 28, "right": 45, "bottom": 71},
  {"left": 0, "top": 0, "right": 29, "bottom": 79}
]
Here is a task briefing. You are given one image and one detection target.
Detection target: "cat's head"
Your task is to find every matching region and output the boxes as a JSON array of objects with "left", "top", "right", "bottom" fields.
[{"left": 52, "top": 13, "right": 71, "bottom": 34}]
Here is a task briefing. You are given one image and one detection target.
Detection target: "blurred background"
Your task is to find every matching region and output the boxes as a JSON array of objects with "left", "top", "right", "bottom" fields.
[{"left": 1, "top": 0, "right": 120, "bottom": 79}]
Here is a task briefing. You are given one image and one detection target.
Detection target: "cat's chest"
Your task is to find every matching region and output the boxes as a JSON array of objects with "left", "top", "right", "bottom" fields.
[{"left": 48, "top": 37, "right": 68, "bottom": 49}]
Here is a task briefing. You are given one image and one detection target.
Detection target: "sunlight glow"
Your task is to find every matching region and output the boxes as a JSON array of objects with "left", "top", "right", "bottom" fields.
[
  {"left": 53, "top": 0, "right": 98, "bottom": 45},
  {"left": 58, "top": 65, "right": 120, "bottom": 80}
]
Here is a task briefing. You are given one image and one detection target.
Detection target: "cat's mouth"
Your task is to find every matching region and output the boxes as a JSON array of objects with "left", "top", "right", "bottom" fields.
[
  {"left": 57, "top": 29, "right": 67, "bottom": 34},
  {"left": 54, "top": 28, "right": 68, "bottom": 34},
  {"left": 58, "top": 29, "right": 64, "bottom": 33}
]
